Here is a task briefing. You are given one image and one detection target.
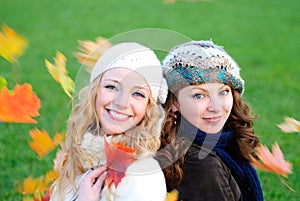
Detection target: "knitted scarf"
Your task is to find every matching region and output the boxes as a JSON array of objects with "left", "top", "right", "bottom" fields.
[{"left": 179, "top": 119, "right": 264, "bottom": 201}]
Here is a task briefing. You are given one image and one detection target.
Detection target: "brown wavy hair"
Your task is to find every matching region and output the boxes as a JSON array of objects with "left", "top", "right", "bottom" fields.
[{"left": 156, "top": 89, "right": 259, "bottom": 189}]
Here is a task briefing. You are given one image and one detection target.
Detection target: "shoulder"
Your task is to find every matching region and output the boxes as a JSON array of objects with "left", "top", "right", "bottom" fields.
[{"left": 127, "top": 156, "right": 162, "bottom": 174}]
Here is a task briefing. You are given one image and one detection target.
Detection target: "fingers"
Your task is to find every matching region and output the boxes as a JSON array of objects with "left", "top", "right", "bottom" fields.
[
  {"left": 88, "top": 167, "right": 107, "bottom": 187},
  {"left": 93, "top": 169, "right": 107, "bottom": 189}
]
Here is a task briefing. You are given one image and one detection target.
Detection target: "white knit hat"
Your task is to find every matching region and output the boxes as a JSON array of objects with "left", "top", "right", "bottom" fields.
[{"left": 90, "top": 42, "right": 168, "bottom": 104}]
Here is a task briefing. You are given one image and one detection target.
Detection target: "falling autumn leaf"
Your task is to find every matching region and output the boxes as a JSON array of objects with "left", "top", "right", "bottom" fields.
[
  {"left": 104, "top": 136, "right": 136, "bottom": 188},
  {"left": 52, "top": 131, "right": 65, "bottom": 146},
  {"left": 0, "top": 76, "right": 7, "bottom": 92},
  {"left": 74, "top": 36, "right": 112, "bottom": 72},
  {"left": 45, "top": 51, "right": 74, "bottom": 98},
  {"left": 33, "top": 190, "right": 51, "bottom": 201},
  {"left": 28, "top": 128, "right": 56, "bottom": 158},
  {"left": 0, "top": 83, "right": 40, "bottom": 123},
  {"left": 0, "top": 24, "right": 28, "bottom": 63},
  {"left": 44, "top": 170, "right": 58, "bottom": 185},
  {"left": 17, "top": 176, "right": 48, "bottom": 195},
  {"left": 277, "top": 117, "right": 300, "bottom": 133},
  {"left": 250, "top": 142, "right": 292, "bottom": 178},
  {"left": 166, "top": 189, "right": 178, "bottom": 201}
]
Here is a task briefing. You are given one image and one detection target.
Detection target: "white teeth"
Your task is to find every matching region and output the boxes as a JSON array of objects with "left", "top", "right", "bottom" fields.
[{"left": 109, "top": 110, "right": 129, "bottom": 119}]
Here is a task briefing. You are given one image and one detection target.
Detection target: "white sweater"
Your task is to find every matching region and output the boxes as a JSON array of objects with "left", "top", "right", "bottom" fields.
[{"left": 52, "top": 133, "right": 167, "bottom": 201}]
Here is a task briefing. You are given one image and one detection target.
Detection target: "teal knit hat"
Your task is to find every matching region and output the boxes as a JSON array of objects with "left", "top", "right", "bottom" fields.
[{"left": 162, "top": 40, "right": 244, "bottom": 94}]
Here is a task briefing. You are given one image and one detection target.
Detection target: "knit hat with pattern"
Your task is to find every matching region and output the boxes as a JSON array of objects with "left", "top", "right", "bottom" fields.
[{"left": 162, "top": 40, "right": 244, "bottom": 94}]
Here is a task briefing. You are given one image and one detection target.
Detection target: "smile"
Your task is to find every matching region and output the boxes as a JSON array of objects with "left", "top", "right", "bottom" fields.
[
  {"left": 107, "top": 109, "right": 131, "bottom": 121},
  {"left": 203, "top": 116, "right": 222, "bottom": 123}
]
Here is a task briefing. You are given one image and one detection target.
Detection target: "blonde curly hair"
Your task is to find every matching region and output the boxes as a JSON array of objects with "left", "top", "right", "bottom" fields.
[{"left": 51, "top": 74, "right": 165, "bottom": 200}]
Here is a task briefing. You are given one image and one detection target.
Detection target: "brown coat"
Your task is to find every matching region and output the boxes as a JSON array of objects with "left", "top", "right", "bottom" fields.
[{"left": 177, "top": 144, "right": 242, "bottom": 201}]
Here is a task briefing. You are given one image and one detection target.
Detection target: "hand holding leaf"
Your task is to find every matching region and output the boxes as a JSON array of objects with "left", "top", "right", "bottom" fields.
[{"left": 104, "top": 136, "right": 135, "bottom": 188}]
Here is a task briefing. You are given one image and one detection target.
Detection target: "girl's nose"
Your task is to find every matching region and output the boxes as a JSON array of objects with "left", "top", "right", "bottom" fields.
[
  {"left": 113, "top": 90, "right": 130, "bottom": 109},
  {"left": 207, "top": 96, "right": 222, "bottom": 112}
]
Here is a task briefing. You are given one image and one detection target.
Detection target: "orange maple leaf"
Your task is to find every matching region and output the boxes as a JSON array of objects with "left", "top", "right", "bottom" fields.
[
  {"left": 0, "top": 84, "right": 40, "bottom": 123},
  {"left": 104, "top": 136, "right": 136, "bottom": 187},
  {"left": 28, "top": 128, "right": 56, "bottom": 158},
  {"left": 0, "top": 24, "right": 28, "bottom": 63},
  {"left": 74, "top": 36, "right": 112, "bottom": 72},
  {"left": 250, "top": 142, "right": 292, "bottom": 178},
  {"left": 45, "top": 51, "right": 74, "bottom": 98}
]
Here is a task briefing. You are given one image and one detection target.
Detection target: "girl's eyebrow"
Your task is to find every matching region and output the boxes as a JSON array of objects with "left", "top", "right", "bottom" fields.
[
  {"left": 102, "top": 78, "right": 119, "bottom": 83},
  {"left": 190, "top": 86, "right": 208, "bottom": 92},
  {"left": 102, "top": 78, "right": 150, "bottom": 91}
]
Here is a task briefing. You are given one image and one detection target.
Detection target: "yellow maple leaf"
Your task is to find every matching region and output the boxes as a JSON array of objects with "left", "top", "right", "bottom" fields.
[
  {"left": 166, "top": 189, "right": 178, "bottom": 201},
  {"left": 28, "top": 128, "right": 56, "bottom": 158},
  {"left": 17, "top": 176, "right": 48, "bottom": 195},
  {"left": 0, "top": 84, "right": 40, "bottom": 123},
  {"left": 44, "top": 170, "right": 59, "bottom": 185},
  {"left": 250, "top": 142, "right": 292, "bottom": 178},
  {"left": 45, "top": 51, "right": 74, "bottom": 98},
  {"left": 53, "top": 131, "right": 65, "bottom": 146},
  {"left": 0, "top": 24, "right": 28, "bottom": 63},
  {"left": 74, "top": 36, "right": 112, "bottom": 72}
]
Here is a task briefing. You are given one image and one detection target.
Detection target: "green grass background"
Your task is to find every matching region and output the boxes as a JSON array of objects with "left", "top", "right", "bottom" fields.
[{"left": 0, "top": 0, "right": 299, "bottom": 200}]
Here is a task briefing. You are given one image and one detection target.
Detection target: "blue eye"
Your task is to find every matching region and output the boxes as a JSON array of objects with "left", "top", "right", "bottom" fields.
[
  {"left": 133, "top": 91, "right": 146, "bottom": 98},
  {"left": 220, "top": 89, "right": 230, "bottom": 96},
  {"left": 194, "top": 93, "right": 204, "bottom": 99}
]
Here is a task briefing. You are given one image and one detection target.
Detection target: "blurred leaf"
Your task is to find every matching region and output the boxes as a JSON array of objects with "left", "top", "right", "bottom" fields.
[
  {"left": 45, "top": 51, "right": 74, "bottom": 98},
  {"left": 251, "top": 142, "right": 292, "bottom": 178},
  {"left": 74, "top": 36, "right": 112, "bottom": 72},
  {"left": 0, "top": 24, "right": 28, "bottom": 63},
  {"left": 44, "top": 170, "right": 58, "bottom": 185},
  {"left": 17, "top": 176, "right": 48, "bottom": 195},
  {"left": 166, "top": 189, "right": 178, "bottom": 201},
  {"left": 104, "top": 135, "right": 135, "bottom": 188},
  {"left": 0, "top": 76, "right": 7, "bottom": 91},
  {"left": 28, "top": 128, "right": 56, "bottom": 158},
  {"left": 0, "top": 83, "right": 40, "bottom": 123},
  {"left": 277, "top": 117, "right": 300, "bottom": 133},
  {"left": 53, "top": 131, "right": 65, "bottom": 146}
]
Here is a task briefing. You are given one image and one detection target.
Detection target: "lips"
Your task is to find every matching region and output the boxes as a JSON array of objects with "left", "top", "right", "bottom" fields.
[
  {"left": 203, "top": 116, "right": 222, "bottom": 123},
  {"left": 106, "top": 109, "right": 131, "bottom": 121}
]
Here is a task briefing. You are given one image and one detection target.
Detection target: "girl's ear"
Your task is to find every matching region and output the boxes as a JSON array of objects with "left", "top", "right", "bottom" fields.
[{"left": 171, "top": 101, "right": 179, "bottom": 112}]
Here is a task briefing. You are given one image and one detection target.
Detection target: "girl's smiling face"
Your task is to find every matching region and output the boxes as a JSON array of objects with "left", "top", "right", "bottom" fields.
[
  {"left": 174, "top": 83, "right": 233, "bottom": 134},
  {"left": 95, "top": 67, "right": 150, "bottom": 134}
]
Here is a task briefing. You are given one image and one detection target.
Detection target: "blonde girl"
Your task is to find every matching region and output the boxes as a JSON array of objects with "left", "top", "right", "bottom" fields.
[{"left": 51, "top": 42, "right": 168, "bottom": 201}]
